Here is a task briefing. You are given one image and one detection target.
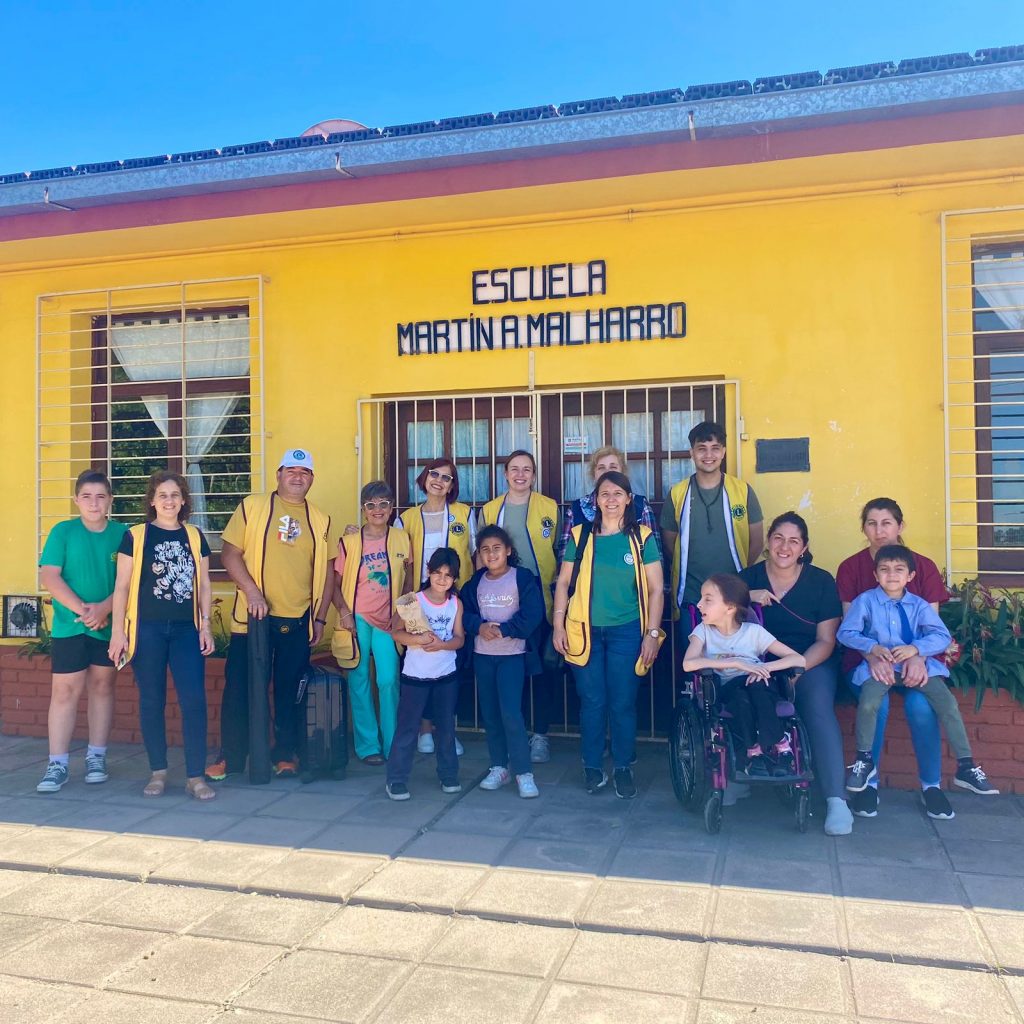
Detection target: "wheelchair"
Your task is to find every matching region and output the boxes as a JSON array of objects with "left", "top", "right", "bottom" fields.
[{"left": 669, "top": 662, "right": 814, "bottom": 834}]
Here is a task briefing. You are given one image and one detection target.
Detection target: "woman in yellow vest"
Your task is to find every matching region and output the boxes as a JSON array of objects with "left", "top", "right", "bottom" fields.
[
  {"left": 109, "top": 471, "right": 216, "bottom": 801},
  {"left": 333, "top": 481, "right": 412, "bottom": 765},
  {"left": 395, "top": 456, "right": 476, "bottom": 754},
  {"left": 552, "top": 471, "right": 664, "bottom": 799},
  {"left": 479, "top": 449, "right": 559, "bottom": 762}
]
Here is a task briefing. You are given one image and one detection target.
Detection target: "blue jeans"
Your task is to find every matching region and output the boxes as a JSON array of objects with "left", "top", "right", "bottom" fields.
[
  {"left": 570, "top": 620, "right": 641, "bottom": 771},
  {"left": 476, "top": 653, "right": 531, "bottom": 775},
  {"left": 132, "top": 619, "right": 208, "bottom": 778},
  {"left": 849, "top": 676, "right": 943, "bottom": 789},
  {"left": 387, "top": 673, "right": 460, "bottom": 786}
]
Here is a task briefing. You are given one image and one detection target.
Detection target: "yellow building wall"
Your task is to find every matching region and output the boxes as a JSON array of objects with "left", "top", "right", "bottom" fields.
[{"left": 2, "top": 133, "right": 1024, "bottom": 616}]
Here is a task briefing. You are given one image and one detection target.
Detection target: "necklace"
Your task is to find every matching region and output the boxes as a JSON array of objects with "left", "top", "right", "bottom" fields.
[
  {"left": 767, "top": 565, "right": 801, "bottom": 600},
  {"left": 694, "top": 480, "right": 724, "bottom": 533}
]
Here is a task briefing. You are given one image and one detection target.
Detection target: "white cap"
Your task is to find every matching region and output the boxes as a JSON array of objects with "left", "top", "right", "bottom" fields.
[{"left": 279, "top": 448, "right": 314, "bottom": 473}]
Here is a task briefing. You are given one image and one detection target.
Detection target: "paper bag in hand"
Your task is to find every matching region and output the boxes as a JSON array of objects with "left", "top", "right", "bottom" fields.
[{"left": 396, "top": 592, "right": 431, "bottom": 634}]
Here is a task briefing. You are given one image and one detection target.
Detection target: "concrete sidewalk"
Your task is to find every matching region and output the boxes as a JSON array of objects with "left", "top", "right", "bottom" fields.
[{"left": 0, "top": 730, "right": 1022, "bottom": 1023}]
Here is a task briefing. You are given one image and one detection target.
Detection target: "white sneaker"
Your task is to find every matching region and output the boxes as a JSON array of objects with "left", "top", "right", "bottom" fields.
[
  {"left": 516, "top": 773, "right": 539, "bottom": 798},
  {"left": 455, "top": 735, "right": 465, "bottom": 757},
  {"left": 417, "top": 732, "right": 435, "bottom": 754},
  {"left": 529, "top": 734, "right": 550, "bottom": 763},
  {"left": 480, "top": 766, "right": 510, "bottom": 790}
]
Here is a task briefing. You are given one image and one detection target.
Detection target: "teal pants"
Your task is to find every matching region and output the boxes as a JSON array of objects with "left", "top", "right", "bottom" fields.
[{"left": 349, "top": 614, "right": 400, "bottom": 759}]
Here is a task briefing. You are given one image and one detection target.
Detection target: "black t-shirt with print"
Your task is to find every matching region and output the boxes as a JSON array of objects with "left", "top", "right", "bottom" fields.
[{"left": 120, "top": 523, "right": 210, "bottom": 622}]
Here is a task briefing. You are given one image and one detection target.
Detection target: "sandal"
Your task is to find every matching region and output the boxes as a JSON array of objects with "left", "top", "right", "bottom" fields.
[
  {"left": 362, "top": 754, "right": 386, "bottom": 766},
  {"left": 186, "top": 777, "right": 217, "bottom": 801},
  {"left": 143, "top": 771, "right": 167, "bottom": 797}
]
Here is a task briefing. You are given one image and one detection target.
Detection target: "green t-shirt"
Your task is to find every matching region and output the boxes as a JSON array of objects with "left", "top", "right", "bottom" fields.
[
  {"left": 502, "top": 500, "right": 539, "bottom": 577},
  {"left": 39, "top": 518, "right": 128, "bottom": 640},
  {"left": 564, "top": 530, "right": 660, "bottom": 627}
]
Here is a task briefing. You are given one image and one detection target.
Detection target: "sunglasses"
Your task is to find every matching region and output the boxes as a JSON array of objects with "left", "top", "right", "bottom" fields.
[
  {"left": 362, "top": 499, "right": 393, "bottom": 511},
  {"left": 427, "top": 469, "right": 454, "bottom": 484}
]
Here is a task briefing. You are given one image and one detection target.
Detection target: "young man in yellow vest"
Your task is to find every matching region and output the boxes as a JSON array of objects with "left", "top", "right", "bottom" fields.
[
  {"left": 661, "top": 422, "right": 764, "bottom": 625},
  {"left": 206, "top": 449, "right": 336, "bottom": 780}
]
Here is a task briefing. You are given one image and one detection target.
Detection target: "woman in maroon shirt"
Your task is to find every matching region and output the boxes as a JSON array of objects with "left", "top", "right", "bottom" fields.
[{"left": 836, "top": 498, "right": 951, "bottom": 821}]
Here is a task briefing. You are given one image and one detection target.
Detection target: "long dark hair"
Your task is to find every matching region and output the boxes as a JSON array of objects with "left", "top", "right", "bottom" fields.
[
  {"left": 706, "top": 573, "right": 751, "bottom": 629},
  {"left": 766, "top": 511, "right": 814, "bottom": 564},
  {"left": 592, "top": 470, "right": 639, "bottom": 538}
]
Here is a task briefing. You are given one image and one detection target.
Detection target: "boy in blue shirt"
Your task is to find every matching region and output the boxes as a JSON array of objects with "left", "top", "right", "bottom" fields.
[{"left": 837, "top": 545, "right": 997, "bottom": 802}]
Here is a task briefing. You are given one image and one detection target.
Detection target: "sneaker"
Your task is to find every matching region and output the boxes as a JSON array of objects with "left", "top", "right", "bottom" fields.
[
  {"left": 845, "top": 756, "right": 877, "bottom": 793},
  {"left": 516, "top": 773, "right": 539, "bottom": 798},
  {"left": 83, "top": 753, "right": 109, "bottom": 785},
  {"left": 205, "top": 759, "right": 229, "bottom": 782},
  {"left": 417, "top": 732, "right": 435, "bottom": 754},
  {"left": 954, "top": 764, "right": 1000, "bottom": 796},
  {"left": 273, "top": 760, "right": 298, "bottom": 778},
  {"left": 36, "top": 761, "right": 69, "bottom": 793},
  {"left": 770, "top": 751, "right": 796, "bottom": 778},
  {"left": 613, "top": 767, "right": 637, "bottom": 799},
  {"left": 921, "top": 786, "right": 955, "bottom": 820},
  {"left": 745, "top": 756, "right": 770, "bottom": 778},
  {"left": 455, "top": 735, "right": 465, "bottom": 757},
  {"left": 440, "top": 780, "right": 462, "bottom": 794},
  {"left": 480, "top": 766, "right": 511, "bottom": 790},
  {"left": 848, "top": 786, "right": 879, "bottom": 818},
  {"left": 584, "top": 767, "right": 608, "bottom": 794},
  {"left": 529, "top": 734, "right": 551, "bottom": 763},
  {"left": 386, "top": 782, "right": 410, "bottom": 801}
]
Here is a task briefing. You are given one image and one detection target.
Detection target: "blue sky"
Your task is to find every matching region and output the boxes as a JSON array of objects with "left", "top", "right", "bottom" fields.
[{"left": 0, "top": 0, "right": 1021, "bottom": 173}]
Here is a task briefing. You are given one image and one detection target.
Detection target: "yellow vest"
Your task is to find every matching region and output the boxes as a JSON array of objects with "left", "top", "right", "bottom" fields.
[
  {"left": 668, "top": 473, "right": 751, "bottom": 616},
  {"left": 564, "top": 524, "right": 653, "bottom": 667},
  {"left": 229, "top": 491, "right": 332, "bottom": 639},
  {"left": 401, "top": 501, "right": 474, "bottom": 588},
  {"left": 123, "top": 522, "right": 204, "bottom": 662},
  {"left": 479, "top": 491, "right": 559, "bottom": 621}
]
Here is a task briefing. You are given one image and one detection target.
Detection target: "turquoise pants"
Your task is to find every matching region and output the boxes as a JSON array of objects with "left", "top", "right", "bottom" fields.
[{"left": 349, "top": 614, "right": 400, "bottom": 759}]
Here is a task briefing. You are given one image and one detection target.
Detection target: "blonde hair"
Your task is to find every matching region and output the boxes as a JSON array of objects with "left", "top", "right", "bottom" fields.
[{"left": 588, "top": 445, "right": 626, "bottom": 481}]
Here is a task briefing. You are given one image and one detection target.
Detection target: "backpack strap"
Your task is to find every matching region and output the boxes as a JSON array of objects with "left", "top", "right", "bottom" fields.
[{"left": 567, "top": 522, "right": 593, "bottom": 600}]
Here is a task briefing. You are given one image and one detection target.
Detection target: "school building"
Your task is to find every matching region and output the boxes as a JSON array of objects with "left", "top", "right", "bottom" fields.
[{"left": 0, "top": 46, "right": 1022, "bottom": 749}]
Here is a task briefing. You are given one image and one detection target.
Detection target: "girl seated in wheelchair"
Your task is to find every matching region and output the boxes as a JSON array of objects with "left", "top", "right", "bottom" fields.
[{"left": 683, "top": 574, "right": 806, "bottom": 777}]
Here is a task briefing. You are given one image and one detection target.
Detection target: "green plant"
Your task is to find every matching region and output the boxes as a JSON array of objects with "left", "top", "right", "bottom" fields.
[
  {"left": 210, "top": 598, "right": 231, "bottom": 658},
  {"left": 18, "top": 598, "right": 52, "bottom": 658},
  {"left": 940, "top": 580, "right": 1024, "bottom": 710}
]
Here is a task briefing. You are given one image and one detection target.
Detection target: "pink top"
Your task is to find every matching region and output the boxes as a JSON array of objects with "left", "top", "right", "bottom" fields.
[{"left": 334, "top": 532, "right": 393, "bottom": 631}]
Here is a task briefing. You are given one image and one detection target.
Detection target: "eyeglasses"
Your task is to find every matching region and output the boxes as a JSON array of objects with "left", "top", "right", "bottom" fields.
[
  {"left": 427, "top": 469, "right": 454, "bottom": 484},
  {"left": 362, "top": 499, "right": 393, "bottom": 511}
]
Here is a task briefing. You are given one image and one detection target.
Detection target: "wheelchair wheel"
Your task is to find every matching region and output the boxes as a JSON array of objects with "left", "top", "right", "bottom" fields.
[
  {"left": 669, "top": 698, "right": 708, "bottom": 811},
  {"left": 703, "top": 791, "right": 723, "bottom": 834},
  {"left": 795, "top": 790, "right": 810, "bottom": 833}
]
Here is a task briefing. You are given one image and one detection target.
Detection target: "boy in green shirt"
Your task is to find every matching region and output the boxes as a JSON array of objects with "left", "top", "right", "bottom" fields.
[{"left": 36, "top": 470, "right": 127, "bottom": 793}]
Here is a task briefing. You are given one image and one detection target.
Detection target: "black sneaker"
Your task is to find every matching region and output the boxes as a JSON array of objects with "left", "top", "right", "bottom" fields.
[
  {"left": 385, "top": 782, "right": 410, "bottom": 801},
  {"left": 848, "top": 786, "right": 878, "bottom": 818},
  {"left": 440, "top": 780, "right": 462, "bottom": 794},
  {"left": 584, "top": 767, "right": 608, "bottom": 794},
  {"left": 613, "top": 768, "right": 637, "bottom": 799},
  {"left": 921, "top": 787, "right": 955, "bottom": 820},
  {"left": 36, "top": 761, "right": 69, "bottom": 793},
  {"left": 770, "top": 751, "right": 796, "bottom": 778},
  {"left": 845, "top": 756, "right": 877, "bottom": 792},
  {"left": 744, "top": 756, "right": 770, "bottom": 778},
  {"left": 954, "top": 764, "right": 1000, "bottom": 796}
]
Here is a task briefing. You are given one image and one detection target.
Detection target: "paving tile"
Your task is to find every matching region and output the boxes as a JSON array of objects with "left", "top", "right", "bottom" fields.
[
  {"left": 696, "top": 1001, "right": 852, "bottom": 1024},
  {"left": 245, "top": 850, "right": 384, "bottom": 900},
  {"left": 354, "top": 859, "right": 488, "bottom": 912},
  {"left": 58, "top": 833, "right": 198, "bottom": 879},
  {"left": 0, "top": 825, "right": 109, "bottom": 867},
  {"left": 497, "top": 837, "right": 609, "bottom": 873},
  {"left": 0, "top": 865, "right": 38, "bottom": 897},
  {"left": 236, "top": 949, "right": 410, "bottom": 1021},
  {"left": 302, "top": 904, "right": 450, "bottom": 960},
  {"left": 843, "top": 900, "right": 991, "bottom": 964},
  {"left": 0, "top": 921, "right": 167, "bottom": 985},
  {"left": 0, "top": 912, "right": 58, "bottom": 956},
  {"left": 402, "top": 830, "right": 510, "bottom": 865},
  {"left": 702, "top": 942, "right": 846, "bottom": 1014},
  {"left": 48, "top": 989, "right": 215, "bottom": 1024},
  {"left": 721, "top": 852, "right": 834, "bottom": 896},
  {"left": 535, "top": 982, "right": 691, "bottom": 1024},
  {"left": 838, "top": 864, "right": 964, "bottom": 906},
  {"left": 1006, "top": 976, "right": 1024, "bottom": 1018},
  {"left": 126, "top": 810, "right": 241, "bottom": 841},
  {"left": 607, "top": 846, "right": 717, "bottom": 885},
  {"left": 149, "top": 841, "right": 291, "bottom": 888},
  {"left": 834, "top": 832, "right": 951, "bottom": 870},
  {"left": 943, "top": 838, "right": 1024, "bottom": 877},
  {"left": 45, "top": 803, "right": 161, "bottom": 833},
  {"left": 304, "top": 822, "right": 419, "bottom": 857},
  {"left": 959, "top": 872, "right": 1024, "bottom": 913},
  {"left": 425, "top": 917, "right": 574, "bottom": 977},
  {"left": 341, "top": 796, "right": 452, "bottom": 829},
  {"left": 0, "top": 975, "right": 90, "bottom": 1024},
  {"left": 850, "top": 957, "right": 1017, "bottom": 1023},
  {"left": 933, "top": 813, "right": 1024, "bottom": 843},
  {"left": 185, "top": 787, "right": 289, "bottom": 815},
  {"left": 431, "top": 804, "right": 533, "bottom": 837},
  {"left": 253, "top": 792, "right": 365, "bottom": 821},
  {"left": 190, "top": 891, "right": 338, "bottom": 945},
  {"left": 620, "top": 816, "right": 726, "bottom": 852},
  {"left": 581, "top": 878, "right": 710, "bottom": 937},
  {"left": 85, "top": 882, "right": 233, "bottom": 932},
  {"left": 711, "top": 889, "right": 841, "bottom": 951},
  {"left": 0, "top": 873, "right": 132, "bottom": 921},
  {"left": 110, "top": 934, "right": 284, "bottom": 1001},
  {"left": 0, "top": 796, "right": 93, "bottom": 823},
  {"left": 0, "top": 821, "right": 34, "bottom": 842},
  {"left": 558, "top": 930, "right": 705, "bottom": 996},
  {"left": 976, "top": 912, "right": 1024, "bottom": 970},
  {"left": 213, "top": 816, "right": 326, "bottom": 848},
  {"left": 375, "top": 964, "right": 543, "bottom": 1024},
  {"left": 524, "top": 810, "right": 630, "bottom": 842},
  {"left": 0, "top": 773, "right": 41, "bottom": 797},
  {"left": 99, "top": 787, "right": 191, "bottom": 809},
  {"left": 460, "top": 869, "right": 595, "bottom": 923}
]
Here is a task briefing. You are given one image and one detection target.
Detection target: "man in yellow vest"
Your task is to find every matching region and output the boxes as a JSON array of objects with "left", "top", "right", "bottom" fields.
[
  {"left": 661, "top": 422, "right": 764, "bottom": 623},
  {"left": 206, "top": 449, "right": 336, "bottom": 780}
]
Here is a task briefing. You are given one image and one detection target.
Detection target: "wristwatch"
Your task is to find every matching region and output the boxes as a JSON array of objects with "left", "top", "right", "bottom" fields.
[{"left": 647, "top": 628, "right": 660, "bottom": 638}]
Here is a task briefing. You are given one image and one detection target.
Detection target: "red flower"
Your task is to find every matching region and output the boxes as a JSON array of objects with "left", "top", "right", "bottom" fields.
[{"left": 943, "top": 640, "right": 962, "bottom": 667}]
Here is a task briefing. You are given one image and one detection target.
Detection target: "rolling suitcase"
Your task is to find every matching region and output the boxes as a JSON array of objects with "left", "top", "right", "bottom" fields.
[{"left": 297, "top": 664, "right": 349, "bottom": 783}]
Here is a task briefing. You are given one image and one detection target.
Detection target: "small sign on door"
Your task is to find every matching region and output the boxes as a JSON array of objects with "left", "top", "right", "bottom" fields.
[{"left": 563, "top": 435, "right": 588, "bottom": 455}]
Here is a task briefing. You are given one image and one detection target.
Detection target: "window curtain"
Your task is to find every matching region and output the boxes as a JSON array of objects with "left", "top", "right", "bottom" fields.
[
  {"left": 975, "top": 254, "right": 1024, "bottom": 331},
  {"left": 186, "top": 395, "right": 241, "bottom": 532}
]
